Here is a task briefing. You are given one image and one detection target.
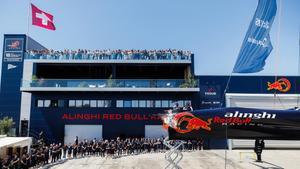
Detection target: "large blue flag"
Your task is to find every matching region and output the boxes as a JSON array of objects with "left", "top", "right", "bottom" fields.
[{"left": 233, "top": 0, "right": 277, "bottom": 73}]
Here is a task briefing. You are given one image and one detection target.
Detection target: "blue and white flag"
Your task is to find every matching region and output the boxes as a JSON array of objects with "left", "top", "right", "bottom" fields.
[{"left": 233, "top": 0, "right": 277, "bottom": 73}]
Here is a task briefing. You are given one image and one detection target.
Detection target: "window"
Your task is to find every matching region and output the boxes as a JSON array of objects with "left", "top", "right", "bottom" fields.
[
  {"left": 83, "top": 100, "right": 90, "bottom": 107},
  {"left": 155, "top": 100, "right": 161, "bottom": 108},
  {"left": 184, "top": 100, "right": 191, "bottom": 106},
  {"left": 116, "top": 100, "right": 123, "bottom": 107},
  {"left": 44, "top": 100, "right": 51, "bottom": 107},
  {"left": 162, "top": 100, "right": 169, "bottom": 108},
  {"left": 132, "top": 100, "right": 139, "bottom": 107},
  {"left": 95, "top": 100, "right": 111, "bottom": 107},
  {"left": 37, "top": 100, "right": 43, "bottom": 107},
  {"left": 124, "top": 100, "right": 131, "bottom": 108},
  {"left": 147, "top": 100, "right": 155, "bottom": 108},
  {"left": 69, "top": 100, "right": 75, "bottom": 107},
  {"left": 104, "top": 100, "right": 111, "bottom": 107},
  {"left": 76, "top": 100, "right": 82, "bottom": 107},
  {"left": 178, "top": 100, "right": 184, "bottom": 107},
  {"left": 58, "top": 100, "right": 64, "bottom": 107},
  {"left": 139, "top": 100, "right": 146, "bottom": 107},
  {"left": 51, "top": 100, "right": 58, "bottom": 107},
  {"left": 90, "top": 100, "right": 97, "bottom": 107},
  {"left": 169, "top": 100, "right": 174, "bottom": 108},
  {"left": 97, "top": 100, "right": 104, "bottom": 107}
]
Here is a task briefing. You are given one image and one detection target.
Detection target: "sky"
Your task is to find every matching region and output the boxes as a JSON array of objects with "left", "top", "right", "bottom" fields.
[{"left": 0, "top": 0, "right": 299, "bottom": 75}]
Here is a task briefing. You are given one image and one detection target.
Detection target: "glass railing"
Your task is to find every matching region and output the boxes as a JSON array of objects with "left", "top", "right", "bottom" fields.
[
  {"left": 24, "top": 52, "right": 192, "bottom": 61},
  {"left": 21, "top": 79, "right": 199, "bottom": 88}
]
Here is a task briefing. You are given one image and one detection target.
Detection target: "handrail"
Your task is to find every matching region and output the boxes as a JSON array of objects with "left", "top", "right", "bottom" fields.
[
  {"left": 21, "top": 79, "right": 199, "bottom": 88},
  {"left": 24, "top": 52, "right": 192, "bottom": 61}
]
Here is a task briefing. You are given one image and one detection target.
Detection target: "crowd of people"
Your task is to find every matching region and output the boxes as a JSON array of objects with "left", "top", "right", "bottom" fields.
[
  {"left": 26, "top": 49, "right": 193, "bottom": 61},
  {"left": 0, "top": 137, "right": 203, "bottom": 169}
]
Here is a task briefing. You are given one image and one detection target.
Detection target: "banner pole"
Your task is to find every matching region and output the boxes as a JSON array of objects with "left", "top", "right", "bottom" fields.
[
  {"left": 26, "top": 1, "right": 31, "bottom": 52},
  {"left": 298, "top": 27, "right": 300, "bottom": 76}
]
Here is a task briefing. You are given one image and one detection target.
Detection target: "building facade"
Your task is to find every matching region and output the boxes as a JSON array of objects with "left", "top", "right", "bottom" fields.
[{"left": 1, "top": 34, "right": 300, "bottom": 148}]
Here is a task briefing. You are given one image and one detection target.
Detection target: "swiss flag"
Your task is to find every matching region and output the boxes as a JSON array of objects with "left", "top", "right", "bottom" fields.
[{"left": 31, "top": 4, "right": 56, "bottom": 30}]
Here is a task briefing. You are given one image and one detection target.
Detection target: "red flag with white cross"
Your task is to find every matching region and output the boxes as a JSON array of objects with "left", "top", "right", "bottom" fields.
[{"left": 31, "top": 4, "right": 56, "bottom": 30}]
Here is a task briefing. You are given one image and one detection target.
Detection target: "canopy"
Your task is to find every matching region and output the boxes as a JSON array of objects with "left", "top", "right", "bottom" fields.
[{"left": 0, "top": 136, "right": 32, "bottom": 148}]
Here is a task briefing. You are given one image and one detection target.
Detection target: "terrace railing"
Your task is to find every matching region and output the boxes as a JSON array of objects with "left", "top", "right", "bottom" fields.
[{"left": 21, "top": 79, "right": 199, "bottom": 89}]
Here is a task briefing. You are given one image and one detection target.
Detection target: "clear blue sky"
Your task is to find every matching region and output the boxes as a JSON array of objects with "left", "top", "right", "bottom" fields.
[{"left": 0, "top": 0, "right": 299, "bottom": 75}]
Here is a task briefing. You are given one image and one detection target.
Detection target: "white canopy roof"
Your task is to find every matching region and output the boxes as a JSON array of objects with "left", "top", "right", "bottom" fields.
[{"left": 0, "top": 136, "right": 32, "bottom": 148}]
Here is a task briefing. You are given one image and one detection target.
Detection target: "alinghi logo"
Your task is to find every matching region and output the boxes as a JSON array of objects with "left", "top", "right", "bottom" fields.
[{"left": 224, "top": 111, "right": 276, "bottom": 119}]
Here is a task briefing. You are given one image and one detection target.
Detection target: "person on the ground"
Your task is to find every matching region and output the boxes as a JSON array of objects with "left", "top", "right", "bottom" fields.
[{"left": 254, "top": 139, "right": 265, "bottom": 162}]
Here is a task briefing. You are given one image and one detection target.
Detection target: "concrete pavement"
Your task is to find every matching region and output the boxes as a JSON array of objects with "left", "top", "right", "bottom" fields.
[{"left": 48, "top": 150, "right": 300, "bottom": 169}]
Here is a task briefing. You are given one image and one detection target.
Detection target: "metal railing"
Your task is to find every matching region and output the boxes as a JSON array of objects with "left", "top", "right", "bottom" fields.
[
  {"left": 24, "top": 53, "right": 192, "bottom": 61},
  {"left": 21, "top": 79, "right": 199, "bottom": 89}
]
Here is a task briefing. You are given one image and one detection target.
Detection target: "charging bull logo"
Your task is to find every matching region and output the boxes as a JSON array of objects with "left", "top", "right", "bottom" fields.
[
  {"left": 168, "top": 112, "right": 212, "bottom": 134},
  {"left": 8, "top": 41, "right": 20, "bottom": 49},
  {"left": 267, "top": 78, "right": 291, "bottom": 92}
]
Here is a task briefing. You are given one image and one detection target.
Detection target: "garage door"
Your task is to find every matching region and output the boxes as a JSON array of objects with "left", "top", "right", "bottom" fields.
[
  {"left": 226, "top": 93, "right": 300, "bottom": 149},
  {"left": 145, "top": 125, "right": 168, "bottom": 138},
  {"left": 64, "top": 125, "right": 102, "bottom": 145}
]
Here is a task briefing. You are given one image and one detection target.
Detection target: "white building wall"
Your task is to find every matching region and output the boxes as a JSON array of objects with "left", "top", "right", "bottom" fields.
[{"left": 19, "top": 61, "right": 34, "bottom": 133}]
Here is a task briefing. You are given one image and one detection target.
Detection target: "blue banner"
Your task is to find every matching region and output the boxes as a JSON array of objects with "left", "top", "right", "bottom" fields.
[{"left": 233, "top": 0, "right": 277, "bottom": 73}]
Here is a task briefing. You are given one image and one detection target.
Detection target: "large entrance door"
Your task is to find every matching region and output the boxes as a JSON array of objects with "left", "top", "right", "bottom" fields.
[
  {"left": 64, "top": 125, "right": 102, "bottom": 145},
  {"left": 145, "top": 125, "right": 168, "bottom": 138}
]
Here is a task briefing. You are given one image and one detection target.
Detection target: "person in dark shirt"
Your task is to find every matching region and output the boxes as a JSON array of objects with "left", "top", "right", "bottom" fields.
[
  {"left": 20, "top": 154, "right": 28, "bottom": 169},
  {"left": 44, "top": 147, "right": 49, "bottom": 164},
  {"left": 73, "top": 144, "right": 77, "bottom": 158},
  {"left": 254, "top": 139, "right": 265, "bottom": 162},
  {"left": 75, "top": 136, "right": 79, "bottom": 146},
  {"left": 67, "top": 144, "right": 73, "bottom": 159},
  {"left": 11, "top": 154, "right": 20, "bottom": 169},
  {"left": 0, "top": 157, "right": 3, "bottom": 169},
  {"left": 31, "top": 149, "right": 37, "bottom": 167},
  {"left": 2, "top": 156, "right": 10, "bottom": 169}
]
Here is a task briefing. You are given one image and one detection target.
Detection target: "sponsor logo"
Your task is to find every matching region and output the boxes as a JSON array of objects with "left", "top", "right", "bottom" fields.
[
  {"left": 247, "top": 37, "right": 268, "bottom": 47},
  {"left": 201, "top": 101, "right": 220, "bottom": 105},
  {"left": 267, "top": 78, "right": 291, "bottom": 92},
  {"left": 255, "top": 18, "right": 270, "bottom": 29},
  {"left": 171, "top": 112, "right": 212, "bottom": 134},
  {"left": 224, "top": 111, "right": 276, "bottom": 119},
  {"left": 61, "top": 113, "right": 161, "bottom": 121},
  {"left": 7, "top": 64, "right": 17, "bottom": 70},
  {"left": 213, "top": 116, "right": 252, "bottom": 125},
  {"left": 7, "top": 40, "right": 20, "bottom": 49},
  {"left": 204, "top": 87, "right": 217, "bottom": 96},
  {"left": 215, "top": 111, "right": 276, "bottom": 125}
]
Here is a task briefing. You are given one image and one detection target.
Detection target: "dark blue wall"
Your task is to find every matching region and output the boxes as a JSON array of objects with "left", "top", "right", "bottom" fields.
[
  {"left": 28, "top": 76, "right": 300, "bottom": 143},
  {"left": 30, "top": 92, "right": 199, "bottom": 143},
  {"left": 0, "top": 34, "right": 46, "bottom": 135},
  {"left": 0, "top": 35, "right": 27, "bottom": 134}
]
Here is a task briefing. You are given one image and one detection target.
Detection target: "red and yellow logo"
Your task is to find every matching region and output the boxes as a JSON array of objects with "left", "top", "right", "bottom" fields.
[
  {"left": 8, "top": 41, "right": 20, "bottom": 49},
  {"left": 267, "top": 78, "right": 291, "bottom": 92},
  {"left": 164, "top": 112, "right": 212, "bottom": 134}
]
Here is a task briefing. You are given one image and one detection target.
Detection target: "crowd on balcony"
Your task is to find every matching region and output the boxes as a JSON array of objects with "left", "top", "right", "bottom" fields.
[
  {"left": 0, "top": 137, "right": 203, "bottom": 169},
  {"left": 26, "top": 49, "right": 193, "bottom": 61}
]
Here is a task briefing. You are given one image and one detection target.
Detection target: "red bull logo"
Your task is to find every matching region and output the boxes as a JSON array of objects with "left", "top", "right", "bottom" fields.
[
  {"left": 8, "top": 41, "right": 20, "bottom": 49},
  {"left": 267, "top": 78, "right": 291, "bottom": 92},
  {"left": 166, "top": 112, "right": 212, "bottom": 134}
]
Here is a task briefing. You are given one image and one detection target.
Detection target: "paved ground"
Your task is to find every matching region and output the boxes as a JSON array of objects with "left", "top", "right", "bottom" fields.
[{"left": 48, "top": 150, "right": 300, "bottom": 169}]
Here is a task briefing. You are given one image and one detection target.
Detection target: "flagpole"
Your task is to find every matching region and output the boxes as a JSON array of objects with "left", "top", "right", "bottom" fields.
[
  {"left": 297, "top": 27, "right": 300, "bottom": 107},
  {"left": 298, "top": 27, "right": 300, "bottom": 76},
  {"left": 26, "top": 0, "right": 31, "bottom": 52},
  {"left": 273, "top": 0, "right": 282, "bottom": 108}
]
